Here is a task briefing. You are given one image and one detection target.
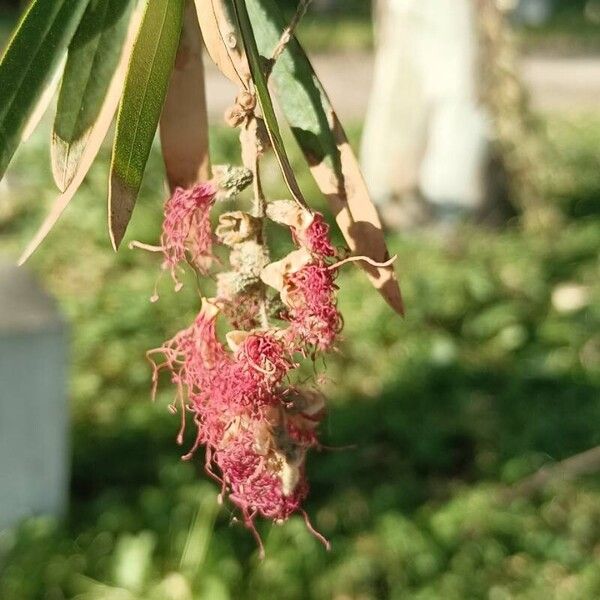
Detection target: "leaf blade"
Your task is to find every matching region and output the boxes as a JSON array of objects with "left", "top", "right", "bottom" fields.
[
  {"left": 194, "top": 0, "right": 250, "bottom": 88},
  {"left": 0, "top": 0, "right": 90, "bottom": 179},
  {"left": 247, "top": 0, "right": 404, "bottom": 314},
  {"left": 231, "top": 0, "right": 309, "bottom": 211},
  {"left": 52, "top": 0, "right": 135, "bottom": 192},
  {"left": 160, "top": 1, "right": 210, "bottom": 192},
  {"left": 108, "top": 0, "right": 186, "bottom": 250},
  {"left": 18, "top": 2, "right": 146, "bottom": 265}
]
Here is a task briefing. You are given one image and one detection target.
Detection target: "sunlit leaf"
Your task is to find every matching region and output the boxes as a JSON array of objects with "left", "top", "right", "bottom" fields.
[
  {"left": 109, "top": 0, "right": 185, "bottom": 250},
  {"left": 22, "top": 53, "right": 67, "bottom": 144},
  {"left": 160, "top": 1, "right": 210, "bottom": 192},
  {"left": 247, "top": 0, "right": 403, "bottom": 314},
  {"left": 0, "top": 0, "right": 89, "bottom": 179},
  {"left": 52, "top": 0, "right": 135, "bottom": 192},
  {"left": 19, "top": 2, "right": 146, "bottom": 265},
  {"left": 231, "top": 0, "right": 309, "bottom": 211},
  {"left": 194, "top": 0, "right": 250, "bottom": 88}
]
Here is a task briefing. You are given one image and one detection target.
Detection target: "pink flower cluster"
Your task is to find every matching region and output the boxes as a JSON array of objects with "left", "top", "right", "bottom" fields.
[{"left": 149, "top": 185, "right": 342, "bottom": 553}]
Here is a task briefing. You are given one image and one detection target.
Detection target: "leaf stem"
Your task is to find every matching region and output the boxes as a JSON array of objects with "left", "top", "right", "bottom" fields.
[{"left": 270, "top": 0, "right": 312, "bottom": 64}]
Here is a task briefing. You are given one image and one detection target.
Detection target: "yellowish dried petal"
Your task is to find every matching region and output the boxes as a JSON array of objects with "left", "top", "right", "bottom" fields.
[
  {"left": 216, "top": 211, "right": 261, "bottom": 246},
  {"left": 200, "top": 297, "right": 220, "bottom": 320},
  {"left": 288, "top": 389, "right": 326, "bottom": 417},
  {"left": 266, "top": 199, "right": 313, "bottom": 230},
  {"left": 260, "top": 247, "right": 312, "bottom": 293},
  {"left": 225, "top": 329, "right": 251, "bottom": 353},
  {"left": 279, "top": 459, "right": 301, "bottom": 497}
]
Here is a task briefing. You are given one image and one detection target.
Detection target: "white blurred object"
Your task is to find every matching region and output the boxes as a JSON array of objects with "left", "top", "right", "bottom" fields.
[
  {"left": 361, "top": 0, "right": 490, "bottom": 214},
  {"left": 0, "top": 263, "right": 68, "bottom": 530},
  {"left": 552, "top": 283, "right": 590, "bottom": 313}
]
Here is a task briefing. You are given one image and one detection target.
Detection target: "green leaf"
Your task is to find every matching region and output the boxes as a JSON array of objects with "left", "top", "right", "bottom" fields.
[
  {"left": 231, "top": 0, "right": 308, "bottom": 211},
  {"left": 18, "top": 3, "right": 146, "bottom": 266},
  {"left": 52, "top": 0, "right": 135, "bottom": 192},
  {"left": 0, "top": 0, "right": 90, "bottom": 179},
  {"left": 246, "top": 0, "right": 340, "bottom": 176},
  {"left": 109, "top": 0, "right": 185, "bottom": 250},
  {"left": 247, "top": 0, "right": 404, "bottom": 315}
]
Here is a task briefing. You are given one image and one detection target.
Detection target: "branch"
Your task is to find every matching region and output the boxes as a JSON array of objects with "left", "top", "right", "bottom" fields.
[{"left": 504, "top": 445, "right": 600, "bottom": 501}]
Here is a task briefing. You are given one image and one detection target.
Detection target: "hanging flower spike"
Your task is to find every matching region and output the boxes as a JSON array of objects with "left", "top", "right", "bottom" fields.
[{"left": 161, "top": 182, "right": 217, "bottom": 290}]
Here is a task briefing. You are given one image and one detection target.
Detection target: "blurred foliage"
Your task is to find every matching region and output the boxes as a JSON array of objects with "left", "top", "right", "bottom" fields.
[
  {"left": 1, "top": 2, "right": 600, "bottom": 55},
  {"left": 291, "top": 0, "right": 600, "bottom": 55},
  {"left": 519, "top": 4, "right": 600, "bottom": 56},
  {"left": 0, "top": 111, "right": 599, "bottom": 599}
]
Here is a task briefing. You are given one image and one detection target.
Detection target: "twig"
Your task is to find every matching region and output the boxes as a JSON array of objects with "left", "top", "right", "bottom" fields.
[
  {"left": 271, "top": 0, "right": 312, "bottom": 63},
  {"left": 329, "top": 254, "right": 398, "bottom": 271},
  {"left": 504, "top": 445, "right": 600, "bottom": 502},
  {"left": 128, "top": 240, "right": 163, "bottom": 252},
  {"left": 240, "top": 116, "right": 270, "bottom": 330}
]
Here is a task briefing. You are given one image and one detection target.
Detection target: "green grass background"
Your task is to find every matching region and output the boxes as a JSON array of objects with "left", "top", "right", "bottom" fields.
[
  {"left": 0, "top": 108, "right": 598, "bottom": 599},
  {"left": 0, "top": 3, "right": 599, "bottom": 597}
]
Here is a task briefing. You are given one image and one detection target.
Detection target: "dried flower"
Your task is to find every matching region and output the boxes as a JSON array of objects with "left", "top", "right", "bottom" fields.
[
  {"left": 267, "top": 203, "right": 336, "bottom": 257},
  {"left": 161, "top": 182, "right": 216, "bottom": 289},
  {"left": 216, "top": 211, "right": 261, "bottom": 247},
  {"left": 285, "top": 263, "right": 342, "bottom": 351},
  {"left": 295, "top": 213, "right": 337, "bottom": 257},
  {"left": 150, "top": 181, "right": 341, "bottom": 553},
  {"left": 215, "top": 426, "right": 308, "bottom": 521}
]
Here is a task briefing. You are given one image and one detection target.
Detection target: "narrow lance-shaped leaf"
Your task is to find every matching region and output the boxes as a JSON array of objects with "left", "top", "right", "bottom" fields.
[
  {"left": 0, "top": 0, "right": 90, "bottom": 180},
  {"left": 22, "top": 53, "right": 67, "bottom": 143},
  {"left": 109, "top": 0, "right": 185, "bottom": 250},
  {"left": 18, "top": 1, "right": 147, "bottom": 265},
  {"left": 52, "top": 0, "right": 135, "bottom": 192},
  {"left": 160, "top": 0, "right": 210, "bottom": 192},
  {"left": 247, "top": 0, "right": 404, "bottom": 315},
  {"left": 231, "top": 0, "right": 309, "bottom": 211}
]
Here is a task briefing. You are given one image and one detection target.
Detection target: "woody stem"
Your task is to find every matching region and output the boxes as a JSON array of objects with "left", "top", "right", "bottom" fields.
[{"left": 248, "top": 127, "right": 270, "bottom": 330}]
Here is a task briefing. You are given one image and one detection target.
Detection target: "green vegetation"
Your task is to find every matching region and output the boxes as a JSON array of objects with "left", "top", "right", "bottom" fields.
[
  {"left": 1, "top": 3, "right": 600, "bottom": 56},
  {"left": 0, "top": 111, "right": 599, "bottom": 598},
  {"left": 291, "top": 1, "right": 600, "bottom": 55}
]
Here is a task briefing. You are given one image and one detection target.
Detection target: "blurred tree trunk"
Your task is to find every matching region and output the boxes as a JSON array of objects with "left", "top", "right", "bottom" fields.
[
  {"left": 361, "top": 0, "right": 532, "bottom": 228},
  {"left": 476, "top": 0, "right": 557, "bottom": 229}
]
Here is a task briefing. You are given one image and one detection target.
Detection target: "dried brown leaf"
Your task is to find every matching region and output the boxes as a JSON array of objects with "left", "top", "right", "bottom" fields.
[
  {"left": 312, "top": 115, "right": 404, "bottom": 315},
  {"left": 194, "top": 0, "right": 250, "bottom": 89},
  {"left": 160, "top": 1, "right": 210, "bottom": 191}
]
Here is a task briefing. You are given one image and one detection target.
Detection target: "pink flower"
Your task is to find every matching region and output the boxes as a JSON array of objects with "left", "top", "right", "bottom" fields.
[
  {"left": 233, "top": 332, "right": 293, "bottom": 386},
  {"left": 215, "top": 427, "right": 308, "bottom": 522},
  {"left": 161, "top": 182, "right": 217, "bottom": 289},
  {"left": 149, "top": 299, "right": 225, "bottom": 392},
  {"left": 293, "top": 212, "right": 336, "bottom": 258},
  {"left": 284, "top": 263, "right": 342, "bottom": 351}
]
